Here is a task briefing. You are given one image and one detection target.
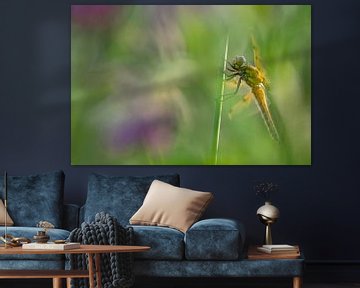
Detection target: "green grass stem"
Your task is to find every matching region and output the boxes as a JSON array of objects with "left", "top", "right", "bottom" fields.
[{"left": 211, "top": 35, "right": 229, "bottom": 164}]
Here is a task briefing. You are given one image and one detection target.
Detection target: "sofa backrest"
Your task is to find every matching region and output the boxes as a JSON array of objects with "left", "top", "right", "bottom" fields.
[
  {"left": 82, "top": 173, "right": 180, "bottom": 226},
  {"left": 0, "top": 170, "right": 65, "bottom": 228}
]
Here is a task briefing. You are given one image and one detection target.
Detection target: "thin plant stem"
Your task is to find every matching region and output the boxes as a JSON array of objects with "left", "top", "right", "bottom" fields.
[{"left": 211, "top": 35, "right": 229, "bottom": 164}]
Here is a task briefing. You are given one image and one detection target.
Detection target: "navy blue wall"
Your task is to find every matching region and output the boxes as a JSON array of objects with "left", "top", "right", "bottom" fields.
[{"left": 1, "top": 0, "right": 360, "bottom": 264}]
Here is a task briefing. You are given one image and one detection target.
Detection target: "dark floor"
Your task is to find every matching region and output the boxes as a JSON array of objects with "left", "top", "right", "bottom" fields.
[
  {"left": 306, "top": 285, "right": 360, "bottom": 288},
  {"left": 1, "top": 279, "right": 360, "bottom": 288}
]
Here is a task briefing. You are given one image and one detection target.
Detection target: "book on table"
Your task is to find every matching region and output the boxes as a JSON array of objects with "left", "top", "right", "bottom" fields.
[
  {"left": 22, "top": 242, "right": 80, "bottom": 250},
  {"left": 257, "top": 244, "right": 299, "bottom": 254},
  {"left": 248, "top": 245, "right": 300, "bottom": 260}
]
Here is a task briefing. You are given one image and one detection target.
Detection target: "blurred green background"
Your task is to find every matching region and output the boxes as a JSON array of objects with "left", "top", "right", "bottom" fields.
[{"left": 71, "top": 5, "right": 311, "bottom": 165}]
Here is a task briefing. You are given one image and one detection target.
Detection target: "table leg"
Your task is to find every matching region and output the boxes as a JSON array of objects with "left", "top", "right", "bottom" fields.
[
  {"left": 66, "top": 277, "right": 72, "bottom": 288},
  {"left": 88, "top": 253, "right": 95, "bottom": 288},
  {"left": 52, "top": 278, "right": 62, "bottom": 288},
  {"left": 95, "top": 253, "right": 102, "bottom": 288},
  {"left": 293, "top": 276, "right": 302, "bottom": 288}
]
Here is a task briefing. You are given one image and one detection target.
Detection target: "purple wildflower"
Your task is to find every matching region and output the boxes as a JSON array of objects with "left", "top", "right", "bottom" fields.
[
  {"left": 110, "top": 114, "right": 176, "bottom": 154},
  {"left": 71, "top": 5, "right": 120, "bottom": 29}
]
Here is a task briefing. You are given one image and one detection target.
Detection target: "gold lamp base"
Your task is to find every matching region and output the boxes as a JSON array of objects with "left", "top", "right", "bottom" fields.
[{"left": 265, "top": 223, "right": 272, "bottom": 245}]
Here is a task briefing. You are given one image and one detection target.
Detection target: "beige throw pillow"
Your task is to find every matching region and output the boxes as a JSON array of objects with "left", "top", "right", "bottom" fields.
[
  {"left": 0, "top": 199, "right": 14, "bottom": 226},
  {"left": 130, "top": 180, "right": 213, "bottom": 233}
]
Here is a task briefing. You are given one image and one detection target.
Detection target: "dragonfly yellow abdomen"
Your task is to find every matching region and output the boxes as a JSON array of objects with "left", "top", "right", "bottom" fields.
[{"left": 251, "top": 84, "right": 279, "bottom": 142}]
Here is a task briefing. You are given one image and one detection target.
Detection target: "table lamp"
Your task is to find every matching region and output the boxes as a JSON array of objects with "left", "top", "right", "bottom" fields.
[
  {"left": 256, "top": 201, "right": 280, "bottom": 245},
  {"left": 1, "top": 172, "right": 31, "bottom": 248},
  {"left": 2, "top": 171, "right": 8, "bottom": 248}
]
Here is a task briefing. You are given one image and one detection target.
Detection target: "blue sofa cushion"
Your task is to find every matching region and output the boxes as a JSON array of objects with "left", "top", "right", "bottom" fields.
[
  {"left": 130, "top": 225, "right": 184, "bottom": 260},
  {"left": 0, "top": 170, "right": 65, "bottom": 227},
  {"left": 184, "top": 218, "right": 245, "bottom": 260},
  {"left": 84, "top": 173, "right": 180, "bottom": 225},
  {"left": 0, "top": 227, "right": 70, "bottom": 261}
]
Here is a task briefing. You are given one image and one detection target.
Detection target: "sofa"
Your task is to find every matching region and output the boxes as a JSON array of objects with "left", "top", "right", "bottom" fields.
[
  {"left": 0, "top": 171, "right": 304, "bottom": 287},
  {"left": 80, "top": 173, "right": 304, "bottom": 283}
]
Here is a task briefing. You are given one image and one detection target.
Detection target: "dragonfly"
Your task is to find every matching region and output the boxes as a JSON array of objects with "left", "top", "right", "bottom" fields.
[{"left": 226, "top": 38, "right": 280, "bottom": 142}]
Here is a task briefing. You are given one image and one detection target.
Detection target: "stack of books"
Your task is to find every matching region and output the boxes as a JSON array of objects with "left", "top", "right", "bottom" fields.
[
  {"left": 248, "top": 244, "right": 300, "bottom": 260},
  {"left": 22, "top": 242, "right": 80, "bottom": 250},
  {"left": 257, "top": 244, "right": 299, "bottom": 254}
]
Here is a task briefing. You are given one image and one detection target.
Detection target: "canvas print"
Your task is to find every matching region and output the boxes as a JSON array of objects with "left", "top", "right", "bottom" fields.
[{"left": 71, "top": 5, "right": 311, "bottom": 165}]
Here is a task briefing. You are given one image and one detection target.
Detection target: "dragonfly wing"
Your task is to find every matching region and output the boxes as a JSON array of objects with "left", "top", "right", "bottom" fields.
[
  {"left": 228, "top": 92, "right": 253, "bottom": 119},
  {"left": 251, "top": 36, "right": 264, "bottom": 72},
  {"left": 251, "top": 36, "right": 270, "bottom": 87},
  {"left": 252, "top": 85, "right": 279, "bottom": 141}
]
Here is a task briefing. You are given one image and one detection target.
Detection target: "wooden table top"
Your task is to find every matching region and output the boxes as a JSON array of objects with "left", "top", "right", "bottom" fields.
[
  {"left": 247, "top": 245, "right": 301, "bottom": 260},
  {"left": 0, "top": 245, "right": 150, "bottom": 255}
]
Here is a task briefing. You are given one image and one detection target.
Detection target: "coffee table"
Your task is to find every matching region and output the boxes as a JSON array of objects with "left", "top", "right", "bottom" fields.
[{"left": 0, "top": 244, "right": 150, "bottom": 288}]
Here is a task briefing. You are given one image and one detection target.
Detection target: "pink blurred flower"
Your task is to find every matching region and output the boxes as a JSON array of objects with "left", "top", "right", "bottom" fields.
[{"left": 72, "top": 5, "right": 120, "bottom": 28}]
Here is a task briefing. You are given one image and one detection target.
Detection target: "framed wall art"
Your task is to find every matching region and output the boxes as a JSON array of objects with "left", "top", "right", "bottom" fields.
[{"left": 71, "top": 5, "right": 311, "bottom": 165}]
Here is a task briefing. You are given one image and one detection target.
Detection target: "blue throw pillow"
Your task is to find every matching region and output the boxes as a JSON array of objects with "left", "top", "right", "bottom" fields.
[
  {"left": 84, "top": 173, "right": 180, "bottom": 225},
  {"left": 0, "top": 170, "right": 65, "bottom": 227}
]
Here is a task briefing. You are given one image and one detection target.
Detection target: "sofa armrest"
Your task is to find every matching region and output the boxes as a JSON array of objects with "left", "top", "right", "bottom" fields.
[
  {"left": 184, "top": 218, "right": 245, "bottom": 260},
  {"left": 63, "top": 204, "right": 80, "bottom": 231}
]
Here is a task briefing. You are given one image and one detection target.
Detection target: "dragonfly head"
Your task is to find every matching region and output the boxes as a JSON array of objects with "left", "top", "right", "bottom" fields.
[{"left": 232, "top": 56, "right": 246, "bottom": 69}]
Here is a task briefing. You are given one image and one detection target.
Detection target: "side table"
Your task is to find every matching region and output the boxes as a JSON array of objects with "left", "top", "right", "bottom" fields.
[
  {"left": 247, "top": 245, "right": 304, "bottom": 288},
  {"left": 0, "top": 244, "right": 150, "bottom": 288}
]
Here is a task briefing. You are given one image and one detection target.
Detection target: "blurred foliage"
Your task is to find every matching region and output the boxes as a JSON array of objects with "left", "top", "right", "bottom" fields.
[{"left": 71, "top": 5, "right": 311, "bottom": 165}]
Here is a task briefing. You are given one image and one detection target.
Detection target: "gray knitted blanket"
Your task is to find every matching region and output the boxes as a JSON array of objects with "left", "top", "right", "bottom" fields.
[{"left": 68, "top": 212, "right": 134, "bottom": 288}]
